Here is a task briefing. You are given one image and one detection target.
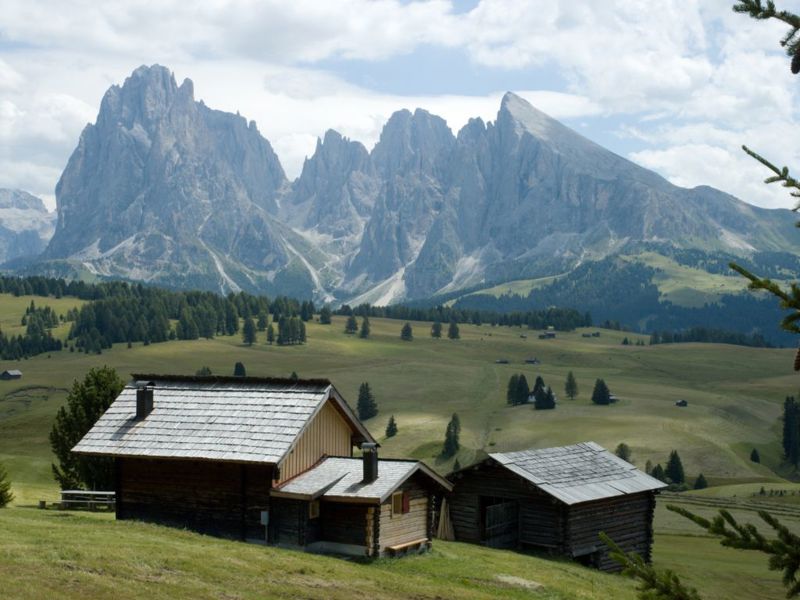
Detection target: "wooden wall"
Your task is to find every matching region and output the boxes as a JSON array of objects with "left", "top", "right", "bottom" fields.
[
  {"left": 566, "top": 492, "right": 656, "bottom": 571},
  {"left": 116, "top": 457, "right": 272, "bottom": 541},
  {"left": 448, "top": 460, "right": 565, "bottom": 550},
  {"left": 278, "top": 400, "right": 354, "bottom": 483},
  {"left": 377, "top": 473, "right": 432, "bottom": 553},
  {"left": 269, "top": 496, "right": 370, "bottom": 551}
]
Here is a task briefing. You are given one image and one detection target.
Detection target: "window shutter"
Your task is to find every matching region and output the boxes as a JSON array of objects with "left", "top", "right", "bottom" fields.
[
  {"left": 392, "top": 492, "right": 403, "bottom": 516},
  {"left": 402, "top": 491, "right": 410, "bottom": 514}
]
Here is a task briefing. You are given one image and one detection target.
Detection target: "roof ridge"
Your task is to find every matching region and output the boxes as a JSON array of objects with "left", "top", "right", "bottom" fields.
[{"left": 131, "top": 373, "right": 332, "bottom": 387}]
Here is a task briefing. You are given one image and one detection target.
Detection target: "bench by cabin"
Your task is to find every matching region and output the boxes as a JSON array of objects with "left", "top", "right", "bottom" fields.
[
  {"left": 447, "top": 442, "right": 666, "bottom": 571},
  {"left": 71, "top": 374, "right": 450, "bottom": 557}
]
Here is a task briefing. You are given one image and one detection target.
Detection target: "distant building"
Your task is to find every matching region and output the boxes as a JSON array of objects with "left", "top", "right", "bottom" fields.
[
  {"left": 675, "top": 399, "right": 688, "bottom": 407},
  {"left": 73, "top": 375, "right": 451, "bottom": 557},
  {"left": 0, "top": 369, "right": 22, "bottom": 380},
  {"left": 591, "top": 332, "right": 601, "bottom": 337},
  {"left": 447, "top": 442, "right": 665, "bottom": 571},
  {"left": 538, "top": 332, "right": 556, "bottom": 340},
  {"left": 524, "top": 357, "right": 540, "bottom": 364},
  {"left": 495, "top": 359, "right": 510, "bottom": 364},
  {"left": 581, "top": 333, "right": 592, "bottom": 338}
]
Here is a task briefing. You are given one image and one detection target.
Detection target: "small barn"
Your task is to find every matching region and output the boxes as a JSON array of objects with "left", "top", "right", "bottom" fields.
[
  {"left": 72, "top": 375, "right": 450, "bottom": 557},
  {"left": 0, "top": 369, "right": 22, "bottom": 380},
  {"left": 447, "top": 442, "right": 666, "bottom": 570}
]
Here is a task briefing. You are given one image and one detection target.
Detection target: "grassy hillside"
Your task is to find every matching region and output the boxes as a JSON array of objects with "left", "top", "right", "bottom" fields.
[{"left": 0, "top": 292, "right": 797, "bottom": 598}]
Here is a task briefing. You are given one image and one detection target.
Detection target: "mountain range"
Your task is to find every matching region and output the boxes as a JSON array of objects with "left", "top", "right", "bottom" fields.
[{"left": 13, "top": 65, "right": 800, "bottom": 331}]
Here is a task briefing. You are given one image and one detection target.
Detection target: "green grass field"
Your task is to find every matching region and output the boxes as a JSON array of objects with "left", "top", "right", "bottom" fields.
[{"left": 0, "top": 293, "right": 797, "bottom": 598}]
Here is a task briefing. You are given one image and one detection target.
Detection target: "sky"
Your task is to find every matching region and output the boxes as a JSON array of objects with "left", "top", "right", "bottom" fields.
[{"left": 1, "top": 0, "right": 800, "bottom": 212}]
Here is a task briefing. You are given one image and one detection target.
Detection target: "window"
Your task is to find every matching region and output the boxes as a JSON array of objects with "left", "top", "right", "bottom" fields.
[
  {"left": 391, "top": 491, "right": 410, "bottom": 516},
  {"left": 391, "top": 492, "right": 403, "bottom": 516},
  {"left": 308, "top": 500, "right": 320, "bottom": 519}
]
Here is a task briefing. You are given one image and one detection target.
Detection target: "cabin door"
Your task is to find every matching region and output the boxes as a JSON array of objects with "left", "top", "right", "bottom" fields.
[{"left": 483, "top": 499, "right": 519, "bottom": 548}]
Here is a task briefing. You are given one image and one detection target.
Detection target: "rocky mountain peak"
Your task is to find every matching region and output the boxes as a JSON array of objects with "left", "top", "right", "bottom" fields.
[
  {"left": 0, "top": 189, "right": 49, "bottom": 212},
  {"left": 371, "top": 108, "right": 455, "bottom": 176}
]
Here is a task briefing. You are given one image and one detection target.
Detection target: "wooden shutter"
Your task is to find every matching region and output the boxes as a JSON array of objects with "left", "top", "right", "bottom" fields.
[
  {"left": 392, "top": 492, "right": 403, "bottom": 516},
  {"left": 402, "top": 491, "right": 410, "bottom": 514}
]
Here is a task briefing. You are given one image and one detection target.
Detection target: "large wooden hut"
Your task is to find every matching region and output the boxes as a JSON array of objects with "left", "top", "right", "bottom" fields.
[
  {"left": 447, "top": 442, "right": 666, "bottom": 570},
  {"left": 72, "top": 375, "right": 451, "bottom": 557}
]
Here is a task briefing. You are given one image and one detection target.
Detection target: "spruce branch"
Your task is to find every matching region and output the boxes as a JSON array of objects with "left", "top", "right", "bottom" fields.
[
  {"left": 600, "top": 532, "right": 703, "bottom": 600},
  {"left": 734, "top": 2, "right": 800, "bottom": 71},
  {"left": 741, "top": 146, "right": 800, "bottom": 213},
  {"left": 667, "top": 504, "right": 800, "bottom": 597}
]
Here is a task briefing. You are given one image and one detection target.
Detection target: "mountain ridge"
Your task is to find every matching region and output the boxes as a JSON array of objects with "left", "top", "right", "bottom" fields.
[{"left": 30, "top": 65, "right": 799, "bottom": 310}]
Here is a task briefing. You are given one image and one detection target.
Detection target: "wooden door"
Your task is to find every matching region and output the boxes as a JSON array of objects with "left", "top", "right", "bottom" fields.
[{"left": 483, "top": 500, "right": 519, "bottom": 548}]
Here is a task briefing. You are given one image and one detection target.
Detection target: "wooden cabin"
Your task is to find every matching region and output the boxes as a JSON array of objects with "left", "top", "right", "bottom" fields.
[
  {"left": 0, "top": 369, "right": 22, "bottom": 380},
  {"left": 447, "top": 442, "right": 666, "bottom": 571},
  {"left": 72, "top": 374, "right": 451, "bottom": 557}
]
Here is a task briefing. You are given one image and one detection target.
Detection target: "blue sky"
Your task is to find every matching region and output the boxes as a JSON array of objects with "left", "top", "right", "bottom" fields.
[{"left": 0, "top": 0, "right": 799, "bottom": 212}]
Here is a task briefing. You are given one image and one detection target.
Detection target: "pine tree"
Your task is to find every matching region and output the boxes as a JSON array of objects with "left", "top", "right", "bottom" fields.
[
  {"left": 442, "top": 413, "right": 461, "bottom": 458},
  {"left": 345, "top": 315, "right": 358, "bottom": 334},
  {"left": 564, "top": 370, "right": 578, "bottom": 400},
  {"left": 615, "top": 443, "right": 632, "bottom": 463},
  {"left": 694, "top": 473, "right": 708, "bottom": 490},
  {"left": 591, "top": 378, "right": 611, "bottom": 405},
  {"left": 0, "top": 462, "right": 13, "bottom": 507},
  {"left": 256, "top": 311, "right": 268, "bottom": 331},
  {"left": 266, "top": 323, "right": 275, "bottom": 345},
  {"left": 385, "top": 415, "right": 398, "bottom": 438},
  {"left": 290, "top": 371, "right": 299, "bottom": 381},
  {"left": 447, "top": 319, "right": 460, "bottom": 340},
  {"left": 357, "top": 382, "right": 378, "bottom": 420},
  {"left": 532, "top": 375, "right": 545, "bottom": 399},
  {"left": 49, "top": 367, "right": 125, "bottom": 490},
  {"left": 431, "top": 320, "right": 442, "bottom": 338},
  {"left": 651, "top": 463, "right": 666, "bottom": 482},
  {"left": 242, "top": 316, "right": 257, "bottom": 346},
  {"left": 196, "top": 366, "right": 212, "bottom": 376},
  {"left": 645, "top": 459, "right": 653, "bottom": 475},
  {"left": 665, "top": 450, "right": 685, "bottom": 484},
  {"left": 359, "top": 316, "right": 371, "bottom": 339},
  {"left": 319, "top": 306, "right": 332, "bottom": 324},
  {"left": 401, "top": 322, "right": 413, "bottom": 341},
  {"left": 234, "top": 362, "right": 246, "bottom": 377},
  {"left": 534, "top": 385, "right": 556, "bottom": 410},
  {"left": 751, "top": 448, "right": 761, "bottom": 463},
  {"left": 506, "top": 374, "right": 520, "bottom": 405},
  {"left": 515, "top": 374, "right": 530, "bottom": 405}
]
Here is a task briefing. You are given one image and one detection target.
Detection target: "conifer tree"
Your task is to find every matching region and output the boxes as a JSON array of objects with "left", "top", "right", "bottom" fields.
[
  {"left": 234, "top": 362, "right": 246, "bottom": 377},
  {"left": 442, "top": 413, "right": 461, "bottom": 458},
  {"left": 401, "top": 322, "right": 413, "bottom": 341},
  {"left": 751, "top": 448, "right": 761, "bottom": 463},
  {"left": 665, "top": 450, "right": 686, "bottom": 484},
  {"left": 564, "top": 370, "right": 578, "bottom": 400},
  {"left": 431, "top": 320, "right": 442, "bottom": 338},
  {"left": 256, "top": 312, "right": 268, "bottom": 331},
  {"left": 532, "top": 375, "right": 545, "bottom": 399},
  {"left": 615, "top": 443, "right": 632, "bottom": 463},
  {"left": 645, "top": 459, "right": 653, "bottom": 475},
  {"left": 290, "top": 371, "right": 299, "bottom": 381},
  {"left": 49, "top": 367, "right": 124, "bottom": 489},
  {"left": 320, "top": 306, "right": 332, "bottom": 325},
  {"left": 242, "top": 316, "right": 257, "bottom": 346},
  {"left": 591, "top": 378, "right": 611, "bottom": 405},
  {"left": 448, "top": 319, "right": 460, "bottom": 340},
  {"left": 385, "top": 415, "right": 398, "bottom": 438},
  {"left": 196, "top": 366, "right": 212, "bottom": 376},
  {"left": 694, "top": 473, "right": 708, "bottom": 490},
  {"left": 534, "top": 385, "right": 556, "bottom": 410},
  {"left": 357, "top": 382, "right": 378, "bottom": 420},
  {"left": 345, "top": 315, "right": 358, "bottom": 334},
  {"left": 0, "top": 462, "right": 13, "bottom": 507},
  {"left": 359, "top": 316, "right": 371, "bottom": 339},
  {"left": 266, "top": 323, "right": 275, "bottom": 345},
  {"left": 515, "top": 374, "right": 530, "bottom": 405},
  {"left": 506, "top": 374, "right": 520, "bottom": 405},
  {"left": 651, "top": 463, "right": 666, "bottom": 482}
]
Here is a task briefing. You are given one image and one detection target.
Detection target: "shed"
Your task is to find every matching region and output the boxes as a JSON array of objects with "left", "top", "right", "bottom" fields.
[
  {"left": 447, "top": 442, "right": 666, "bottom": 570},
  {"left": 0, "top": 369, "right": 22, "bottom": 380},
  {"left": 271, "top": 455, "right": 451, "bottom": 556}
]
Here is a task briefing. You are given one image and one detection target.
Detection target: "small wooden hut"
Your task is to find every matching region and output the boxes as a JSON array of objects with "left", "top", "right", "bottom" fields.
[{"left": 447, "top": 442, "right": 666, "bottom": 570}]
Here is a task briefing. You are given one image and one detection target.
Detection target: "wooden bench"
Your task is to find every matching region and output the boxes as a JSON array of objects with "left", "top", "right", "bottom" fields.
[
  {"left": 58, "top": 490, "right": 116, "bottom": 511},
  {"left": 387, "top": 538, "right": 429, "bottom": 556}
]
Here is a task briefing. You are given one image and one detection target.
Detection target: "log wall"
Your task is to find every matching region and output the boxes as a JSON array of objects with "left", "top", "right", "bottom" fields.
[
  {"left": 116, "top": 457, "right": 272, "bottom": 540},
  {"left": 377, "top": 474, "right": 431, "bottom": 553}
]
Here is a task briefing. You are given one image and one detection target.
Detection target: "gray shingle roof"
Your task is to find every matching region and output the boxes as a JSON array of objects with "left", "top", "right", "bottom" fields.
[
  {"left": 490, "top": 442, "right": 666, "bottom": 505},
  {"left": 273, "top": 457, "right": 452, "bottom": 503},
  {"left": 72, "top": 378, "right": 372, "bottom": 464}
]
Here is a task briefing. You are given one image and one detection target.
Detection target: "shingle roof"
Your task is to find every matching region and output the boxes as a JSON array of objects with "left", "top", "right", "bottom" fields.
[
  {"left": 490, "top": 441, "right": 666, "bottom": 505},
  {"left": 273, "top": 457, "right": 452, "bottom": 503},
  {"left": 72, "top": 376, "right": 373, "bottom": 464}
]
